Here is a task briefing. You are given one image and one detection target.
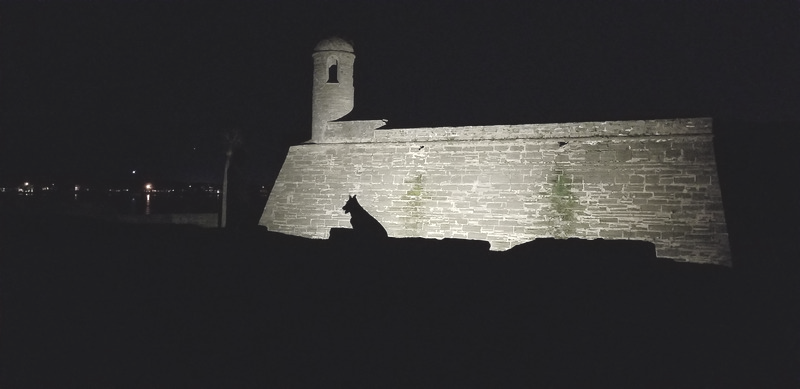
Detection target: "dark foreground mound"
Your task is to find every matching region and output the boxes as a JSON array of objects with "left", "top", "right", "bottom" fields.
[{"left": 1, "top": 215, "right": 796, "bottom": 388}]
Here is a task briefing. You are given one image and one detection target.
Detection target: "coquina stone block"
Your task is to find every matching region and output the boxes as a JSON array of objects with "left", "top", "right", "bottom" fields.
[{"left": 261, "top": 118, "right": 729, "bottom": 265}]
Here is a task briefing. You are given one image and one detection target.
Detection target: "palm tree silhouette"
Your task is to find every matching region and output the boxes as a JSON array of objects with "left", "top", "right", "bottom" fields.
[{"left": 221, "top": 129, "right": 242, "bottom": 228}]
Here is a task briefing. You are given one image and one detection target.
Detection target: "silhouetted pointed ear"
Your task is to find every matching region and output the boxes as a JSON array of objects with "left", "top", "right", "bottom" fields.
[
  {"left": 353, "top": 195, "right": 357, "bottom": 199},
  {"left": 349, "top": 195, "right": 352, "bottom": 199}
]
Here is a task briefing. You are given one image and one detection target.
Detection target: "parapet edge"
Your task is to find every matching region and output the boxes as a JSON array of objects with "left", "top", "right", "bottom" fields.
[{"left": 373, "top": 117, "right": 712, "bottom": 143}]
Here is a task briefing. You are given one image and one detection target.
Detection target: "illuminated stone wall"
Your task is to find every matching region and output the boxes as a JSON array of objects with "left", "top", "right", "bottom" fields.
[{"left": 260, "top": 118, "right": 730, "bottom": 265}]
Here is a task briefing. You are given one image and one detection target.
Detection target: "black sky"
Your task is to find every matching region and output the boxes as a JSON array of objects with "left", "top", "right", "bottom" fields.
[{"left": 2, "top": 0, "right": 799, "bottom": 186}]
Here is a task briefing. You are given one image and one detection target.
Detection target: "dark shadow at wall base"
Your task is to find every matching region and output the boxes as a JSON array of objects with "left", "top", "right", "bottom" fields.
[
  {"left": 0, "top": 215, "right": 794, "bottom": 389},
  {"left": 329, "top": 227, "right": 491, "bottom": 252}
]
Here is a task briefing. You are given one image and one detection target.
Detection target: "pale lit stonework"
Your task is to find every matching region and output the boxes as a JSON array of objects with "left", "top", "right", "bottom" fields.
[{"left": 260, "top": 38, "right": 730, "bottom": 265}]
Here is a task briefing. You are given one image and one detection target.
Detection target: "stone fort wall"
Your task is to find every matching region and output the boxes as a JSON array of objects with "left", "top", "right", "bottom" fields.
[{"left": 260, "top": 117, "right": 730, "bottom": 265}]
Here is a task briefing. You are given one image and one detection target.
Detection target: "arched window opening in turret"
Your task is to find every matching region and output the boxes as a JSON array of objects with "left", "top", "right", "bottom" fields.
[{"left": 327, "top": 61, "right": 339, "bottom": 83}]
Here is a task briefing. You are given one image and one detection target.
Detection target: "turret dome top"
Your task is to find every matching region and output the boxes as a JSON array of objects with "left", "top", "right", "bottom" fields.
[{"left": 314, "top": 37, "right": 354, "bottom": 53}]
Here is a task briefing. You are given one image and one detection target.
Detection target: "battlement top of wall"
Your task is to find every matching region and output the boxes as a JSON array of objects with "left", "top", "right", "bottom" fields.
[
  {"left": 313, "top": 117, "right": 712, "bottom": 144},
  {"left": 371, "top": 118, "right": 712, "bottom": 143}
]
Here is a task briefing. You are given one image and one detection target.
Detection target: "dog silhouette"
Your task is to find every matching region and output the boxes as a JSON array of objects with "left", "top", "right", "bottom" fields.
[{"left": 342, "top": 195, "right": 388, "bottom": 238}]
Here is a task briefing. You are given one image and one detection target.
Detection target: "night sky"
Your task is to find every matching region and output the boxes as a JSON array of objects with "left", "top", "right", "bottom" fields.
[{"left": 2, "top": 0, "right": 799, "bottom": 187}]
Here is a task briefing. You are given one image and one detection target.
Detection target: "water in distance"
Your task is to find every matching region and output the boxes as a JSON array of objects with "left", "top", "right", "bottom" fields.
[{"left": 1, "top": 191, "right": 221, "bottom": 216}]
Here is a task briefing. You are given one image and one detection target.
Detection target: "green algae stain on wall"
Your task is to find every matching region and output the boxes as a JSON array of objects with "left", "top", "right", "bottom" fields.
[
  {"left": 546, "top": 171, "right": 580, "bottom": 238},
  {"left": 400, "top": 173, "right": 425, "bottom": 234}
]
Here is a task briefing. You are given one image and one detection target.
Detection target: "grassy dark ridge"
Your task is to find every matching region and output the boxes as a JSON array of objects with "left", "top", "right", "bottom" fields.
[{"left": 1, "top": 214, "right": 796, "bottom": 388}]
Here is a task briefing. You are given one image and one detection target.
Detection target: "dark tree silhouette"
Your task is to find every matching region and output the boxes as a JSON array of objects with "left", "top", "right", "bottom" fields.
[{"left": 221, "top": 129, "right": 242, "bottom": 228}]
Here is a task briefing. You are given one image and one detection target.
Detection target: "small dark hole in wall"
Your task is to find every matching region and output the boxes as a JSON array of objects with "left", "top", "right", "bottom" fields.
[
  {"left": 419, "top": 146, "right": 424, "bottom": 150},
  {"left": 558, "top": 141, "right": 568, "bottom": 147},
  {"left": 327, "top": 63, "right": 338, "bottom": 83}
]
